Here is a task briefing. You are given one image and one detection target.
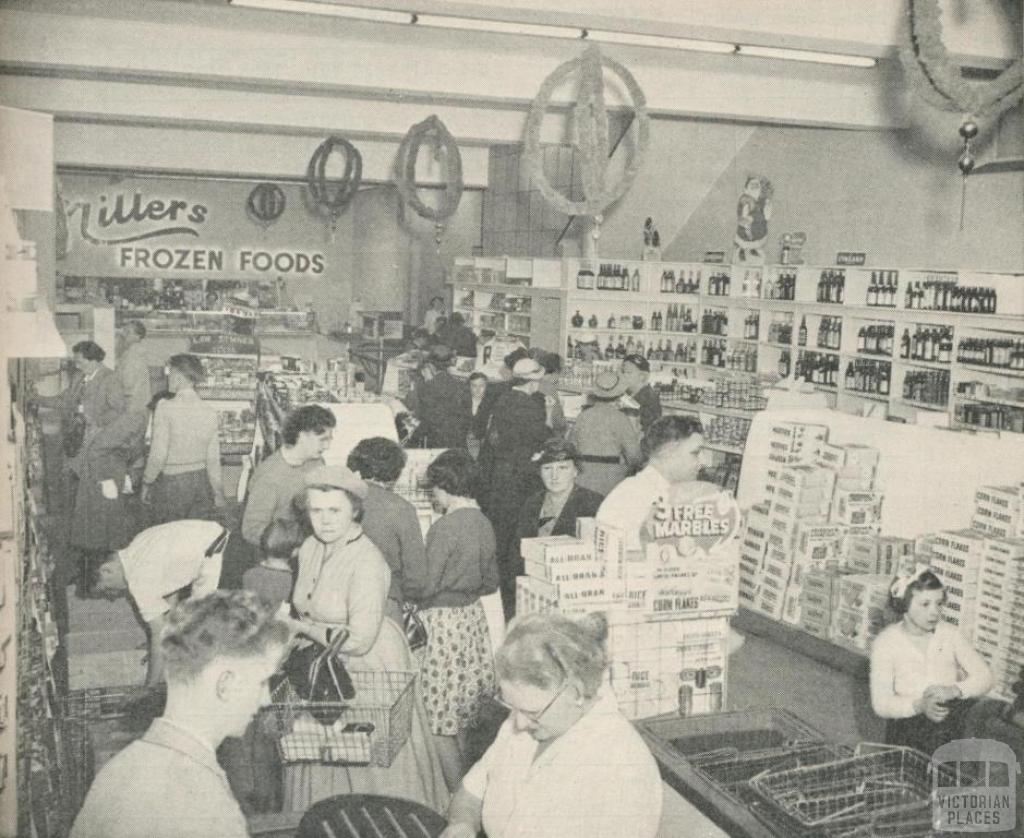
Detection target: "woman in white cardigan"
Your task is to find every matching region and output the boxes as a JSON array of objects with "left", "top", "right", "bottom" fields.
[{"left": 870, "top": 565, "right": 993, "bottom": 755}]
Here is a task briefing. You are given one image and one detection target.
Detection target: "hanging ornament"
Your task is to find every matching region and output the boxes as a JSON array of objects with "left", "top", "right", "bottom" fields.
[
  {"left": 395, "top": 115, "right": 464, "bottom": 250},
  {"left": 246, "top": 182, "right": 286, "bottom": 234},
  {"left": 306, "top": 136, "right": 362, "bottom": 237},
  {"left": 524, "top": 46, "right": 650, "bottom": 222},
  {"left": 956, "top": 118, "right": 978, "bottom": 229}
]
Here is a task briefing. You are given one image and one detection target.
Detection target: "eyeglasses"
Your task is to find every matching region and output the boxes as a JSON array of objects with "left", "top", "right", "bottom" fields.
[{"left": 493, "top": 683, "right": 568, "bottom": 724}]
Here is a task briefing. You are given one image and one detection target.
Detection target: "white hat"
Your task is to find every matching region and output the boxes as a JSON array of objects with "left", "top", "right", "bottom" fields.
[{"left": 511, "top": 358, "right": 545, "bottom": 380}]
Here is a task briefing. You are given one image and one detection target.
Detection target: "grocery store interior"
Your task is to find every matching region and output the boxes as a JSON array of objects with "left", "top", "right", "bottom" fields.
[{"left": 1, "top": 1, "right": 1023, "bottom": 837}]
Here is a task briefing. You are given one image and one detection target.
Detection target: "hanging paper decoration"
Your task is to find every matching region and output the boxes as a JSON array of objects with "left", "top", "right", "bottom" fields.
[
  {"left": 899, "top": 0, "right": 1023, "bottom": 179},
  {"left": 306, "top": 137, "right": 362, "bottom": 231},
  {"left": 524, "top": 46, "right": 650, "bottom": 228},
  {"left": 246, "top": 182, "right": 286, "bottom": 231},
  {"left": 395, "top": 115, "right": 464, "bottom": 247}
]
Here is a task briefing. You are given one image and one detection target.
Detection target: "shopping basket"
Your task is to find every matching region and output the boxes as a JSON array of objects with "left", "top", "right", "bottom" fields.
[
  {"left": 260, "top": 669, "right": 416, "bottom": 767},
  {"left": 748, "top": 744, "right": 962, "bottom": 838}
]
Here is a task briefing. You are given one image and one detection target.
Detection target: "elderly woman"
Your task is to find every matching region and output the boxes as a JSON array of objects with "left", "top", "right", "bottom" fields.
[
  {"left": 346, "top": 436, "right": 428, "bottom": 622},
  {"left": 569, "top": 370, "right": 643, "bottom": 497},
  {"left": 279, "top": 465, "right": 447, "bottom": 813},
  {"left": 411, "top": 449, "right": 499, "bottom": 792},
  {"left": 440, "top": 611, "right": 662, "bottom": 838},
  {"left": 514, "top": 439, "right": 603, "bottom": 556}
]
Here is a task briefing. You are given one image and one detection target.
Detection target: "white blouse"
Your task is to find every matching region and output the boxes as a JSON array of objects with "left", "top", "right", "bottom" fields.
[
  {"left": 462, "top": 690, "right": 662, "bottom": 838},
  {"left": 869, "top": 620, "right": 993, "bottom": 719}
]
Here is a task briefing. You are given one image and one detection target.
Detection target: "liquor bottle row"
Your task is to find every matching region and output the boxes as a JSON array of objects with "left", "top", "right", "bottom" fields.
[
  {"left": 816, "top": 270, "right": 846, "bottom": 304},
  {"left": 653, "top": 305, "right": 697, "bottom": 333},
  {"left": 706, "top": 271, "right": 733, "bottom": 296},
  {"left": 741, "top": 314, "right": 760, "bottom": 341},
  {"left": 865, "top": 271, "right": 900, "bottom": 308},
  {"left": 700, "top": 378, "right": 768, "bottom": 410},
  {"left": 844, "top": 359, "right": 892, "bottom": 396},
  {"left": 576, "top": 263, "right": 642, "bottom": 292},
  {"left": 795, "top": 351, "right": 840, "bottom": 387},
  {"left": 814, "top": 316, "right": 842, "bottom": 351},
  {"left": 902, "top": 369, "right": 950, "bottom": 406},
  {"left": 764, "top": 270, "right": 797, "bottom": 301},
  {"left": 956, "top": 338, "right": 1024, "bottom": 370},
  {"left": 704, "top": 415, "right": 753, "bottom": 448},
  {"left": 955, "top": 402, "right": 1024, "bottom": 434},
  {"left": 899, "top": 326, "right": 953, "bottom": 364},
  {"left": 701, "top": 310, "right": 729, "bottom": 336},
  {"left": 857, "top": 324, "right": 895, "bottom": 356},
  {"left": 660, "top": 270, "right": 702, "bottom": 294},
  {"left": 570, "top": 311, "right": 643, "bottom": 330},
  {"left": 702, "top": 340, "right": 758, "bottom": 372},
  {"left": 767, "top": 319, "right": 793, "bottom": 344},
  {"left": 904, "top": 281, "right": 997, "bottom": 314}
]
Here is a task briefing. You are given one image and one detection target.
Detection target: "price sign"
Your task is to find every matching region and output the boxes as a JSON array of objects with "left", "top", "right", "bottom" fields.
[{"left": 836, "top": 251, "right": 867, "bottom": 266}]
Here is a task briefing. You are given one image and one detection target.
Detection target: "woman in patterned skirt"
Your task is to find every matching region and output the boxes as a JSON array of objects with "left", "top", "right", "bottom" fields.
[{"left": 410, "top": 449, "right": 500, "bottom": 791}]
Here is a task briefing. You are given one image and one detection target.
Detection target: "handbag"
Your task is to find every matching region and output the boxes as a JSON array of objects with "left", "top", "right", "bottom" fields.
[
  {"left": 401, "top": 601, "right": 428, "bottom": 653},
  {"left": 282, "top": 628, "right": 356, "bottom": 726}
]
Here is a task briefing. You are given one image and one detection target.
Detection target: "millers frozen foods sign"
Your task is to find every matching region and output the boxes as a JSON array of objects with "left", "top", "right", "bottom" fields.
[{"left": 59, "top": 175, "right": 328, "bottom": 280}]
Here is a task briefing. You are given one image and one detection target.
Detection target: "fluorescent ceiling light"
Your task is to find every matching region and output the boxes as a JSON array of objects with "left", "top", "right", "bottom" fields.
[
  {"left": 414, "top": 14, "right": 581, "bottom": 40},
  {"left": 737, "top": 44, "right": 876, "bottom": 68},
  {"left": 228, "top": 0, "right": 414, "bottom": 24},
  {"left": 585, "top": 29, "right": 735, "bottom": 55}
]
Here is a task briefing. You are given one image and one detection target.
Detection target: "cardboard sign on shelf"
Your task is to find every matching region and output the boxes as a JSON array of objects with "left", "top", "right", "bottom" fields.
[{"left": 739, "top": 408, "right": 1024, "bottom": 539}]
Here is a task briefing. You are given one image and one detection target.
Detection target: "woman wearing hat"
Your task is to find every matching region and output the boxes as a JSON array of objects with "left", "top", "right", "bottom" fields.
[
  {"left": 279, "top": 464, "right": 447, "bottom": 813},
  {"left": 481, "top": 357, "right": 551, "bottom": 619},
  {"left": 568, "top": 371, "right": 643, "bottom": 497},
  {"left": 514, "top": 439, "right": 603, "bottom": 555}
]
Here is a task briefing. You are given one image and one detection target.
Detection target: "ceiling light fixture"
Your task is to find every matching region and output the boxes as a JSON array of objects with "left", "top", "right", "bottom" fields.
[
  {"left": 584, "top": 29, "right": 735, "bottom": 55},
  {"left": 736, "top": 44, "right": 876, "bottom": 68},
  {"left": 228, "top": 0, "right": 414, "bottom": 25},
  {"left": 414, "top": 13, "right": 581, "bottom": 40}
]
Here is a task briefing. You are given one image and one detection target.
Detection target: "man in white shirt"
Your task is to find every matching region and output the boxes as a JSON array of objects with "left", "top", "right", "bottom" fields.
[
  {"left": 71, "top": 590, "right": 291, "bottom": 838},
  {"left": 596, "top": 414, "right": 710, "bottom": 551},
  {"left": 91, "top": 519, "right": 229, "bottom": 686}
]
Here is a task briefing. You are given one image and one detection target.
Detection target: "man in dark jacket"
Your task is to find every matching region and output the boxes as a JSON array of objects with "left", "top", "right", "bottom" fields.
[
  {"left": 443, "top": 312, "right": 478, "bottom": 359},
  {"left": 622, "top": 353, "right": 663, "bottom": 434},
  {"left": 415, "top": 345, "right": 469, "bottom": 449}
]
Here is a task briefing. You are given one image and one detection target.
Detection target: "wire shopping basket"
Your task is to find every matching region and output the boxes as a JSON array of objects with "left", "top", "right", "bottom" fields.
[
  {"left": 748, "top": 744, "right": 960, "bottom": 838},
  {"left": 261, "top": 670, "right": 416, "bottom": 768}
]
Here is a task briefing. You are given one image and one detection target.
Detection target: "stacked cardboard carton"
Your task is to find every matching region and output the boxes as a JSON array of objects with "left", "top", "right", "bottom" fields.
[
  {"left": 930, "top": 529, "right": 988, "bottom": 641},
  {"left": 973, "top": 535, "right": 1024, "bottom": 701},
  {"left": 741, "top": 421, "right": 891, "bottom": 650},
  {"left": 971, "top": 485, "right": 1022, "bottom": 539},
  {"left": 830, "top": 573, "right": 891, "bottom": 652},
  {"left": 517, "top": 509, "right": 738, "bottom": 720}
]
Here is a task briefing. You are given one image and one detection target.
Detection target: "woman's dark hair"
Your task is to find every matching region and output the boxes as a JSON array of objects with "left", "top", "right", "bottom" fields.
[
  {"left": 534, "top": 437, "right": 581, "bottom": 470},
  {"left": 167, "top": 354, "right": 206, "bottom": 385},
  {"left": 426, "top": 449, "right": 478, "bottom": 499},
  {"left": 450, "top": 311, "right": 465, "bottom": 326},
  {"left": 347, "top": 437, "right": 407, "bottom": 484},
  {"left": 260, "top": 518, "right": 307, "bottom": 561},
  {"left": 889, "top": 569, "right": 945, "bottom": 615},
  {"left": 282, "top": 404, "right": 337, "bottom": 446},
  {"left": 297, "top": 485, "right": 365, "bottom": 524},
  {"left": 429, "top": 295, "right": 444, "bottom": 307},
  {"left": 147, "top": 390, "right": 175, "bottom": 412},
  {"left": 72, "top": 340, "right": 105, "bottom": 362},
  {"left": 643, "top": 414, "right": 704, "bottom": 459},
  {"left": 468, "top": 372, "right": 488, "bottom": 385},
  {"left": 503, "top": 347, "right": 530, "bottom": 371},
  {"left": 125, "top": 320, "right": 147, "bottom": 339}
]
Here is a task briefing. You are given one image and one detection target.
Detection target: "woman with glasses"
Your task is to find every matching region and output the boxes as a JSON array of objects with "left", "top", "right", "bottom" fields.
[
  {"left": 513, "top": 438, "right": 602, "bottom": 556},
  {"left": 439, "top": 611, "right": 662, "bottom": 838}
]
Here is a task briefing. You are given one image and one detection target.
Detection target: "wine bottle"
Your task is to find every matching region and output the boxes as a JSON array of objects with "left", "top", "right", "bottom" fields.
[{"left": 571, "top": 310, "right": 584, "bottom": 328}]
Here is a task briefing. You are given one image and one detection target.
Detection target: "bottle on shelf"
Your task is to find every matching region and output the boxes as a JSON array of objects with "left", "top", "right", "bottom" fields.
[
  {"left": 798, "top": 316, "right": 808, "bottom": 347},
  {"left": 588, "top": 313, "right": 599, "bottom": 328},
  {"left": 604, "top": 338, "right": 615, "bottom": 360},
  {"left": 571, "top": 310, "right": 584, "bottom": 328},
  {"left": 778, "top": 349, "right": 791, "bottom": 378},
  {"left": 900, "top": 328, "right": 911, "bottom": 359},
  {"left": 631, "top": 269, "right": 641, "bottom": 293},
  {"left": 576, "top": 265, "right": 595, "bottom": 290},
  {"left": 607, "top": 314, "right": 617, "bottom": 329}
]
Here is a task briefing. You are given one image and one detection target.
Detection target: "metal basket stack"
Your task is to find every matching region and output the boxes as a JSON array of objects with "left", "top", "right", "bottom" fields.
[
  {"left": 261, "top": 670, "right": 416, "bottom": 767},
  {"left": 748, "top": 745, "right": 959, "bottom": 838}
]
